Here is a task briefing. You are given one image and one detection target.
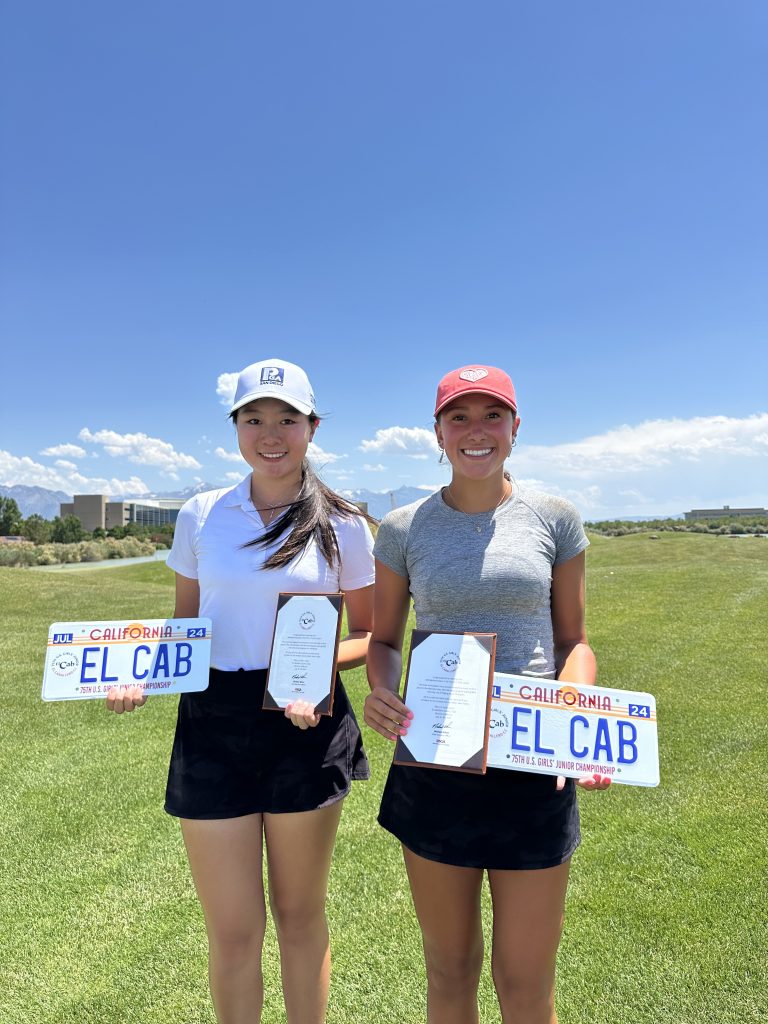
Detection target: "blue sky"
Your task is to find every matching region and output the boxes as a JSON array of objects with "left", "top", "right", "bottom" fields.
[{"left": 1, "top": 1, "right": 766, "bottom": 518}]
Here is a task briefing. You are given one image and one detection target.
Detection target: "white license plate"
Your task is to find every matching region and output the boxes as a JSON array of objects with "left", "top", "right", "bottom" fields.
[
  {"left": 487, "top": 673, "right": 659, "bottom": 787},
  {"left": 42, "top": 618, "right": 212, "bottom": 701}
]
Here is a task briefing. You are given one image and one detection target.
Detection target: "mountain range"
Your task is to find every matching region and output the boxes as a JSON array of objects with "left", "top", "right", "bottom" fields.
[
  {"left": 0, "top": 482, "right": 437, "bottom": 522},
  {"left": 0, "top": 485, "right": 73, "bottom": 521},
  {"left": 337, "top": 486, "right": 436, "bottom": 519},
  {"left": 128, "top": 483, "right": 437, "bottom": 520},
  {"left": 1, "top": 482, "right": 683, "bottom": 523}
]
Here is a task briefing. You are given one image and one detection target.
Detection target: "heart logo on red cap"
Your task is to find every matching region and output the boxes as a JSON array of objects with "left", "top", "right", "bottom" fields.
[{"left": 459, "top": 368, "right": 489, "bottom": 383}]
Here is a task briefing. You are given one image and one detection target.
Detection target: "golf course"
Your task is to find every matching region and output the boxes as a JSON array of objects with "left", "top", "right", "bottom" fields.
[{"left": 1, "top": 532, "right": 765, "bottom": 1023}]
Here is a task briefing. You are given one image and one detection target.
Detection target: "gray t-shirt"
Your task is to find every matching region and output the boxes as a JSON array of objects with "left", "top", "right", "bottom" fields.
[{"left": 374, "top": 487, "right": 589, "bottom": 677}]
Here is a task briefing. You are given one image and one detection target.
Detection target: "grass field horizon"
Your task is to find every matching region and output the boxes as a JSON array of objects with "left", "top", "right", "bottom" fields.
[{"left": 1, "top": 533, "right": 766, "bottom": 1023}]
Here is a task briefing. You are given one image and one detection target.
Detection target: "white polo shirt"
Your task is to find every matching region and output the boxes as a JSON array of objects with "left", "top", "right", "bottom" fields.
[{"left": 167, "top": 475, "right": 375, "bottom": 671}]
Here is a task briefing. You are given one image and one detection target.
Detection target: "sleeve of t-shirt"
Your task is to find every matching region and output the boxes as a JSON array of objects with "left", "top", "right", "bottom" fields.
[
  {"left": 373, "top": 509, "right": 409, "bottom": 578},
  {"left": 166, "top": 499, "right": 200, "bottom": 579},
  {"left": 337, "top": 514, "right": 376, "bottom": 591},
  {"left": 552, "top": 498, "right": 590, "bottom": 565}
]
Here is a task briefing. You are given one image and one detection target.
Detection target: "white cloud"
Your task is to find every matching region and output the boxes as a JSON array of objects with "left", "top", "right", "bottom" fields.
[
  {"left": 360, "top": 426, "right": 439, "bottom": 455},
  {"left": 505, "top": 413, "right": 768, "bottom": 518},
  {"left": 618, "top": 489, "right": 652, "bottom": 505},
  {"left": 215, "top": 446, "right": 246, "bottom": 463},
  {"left": 363, "top": 463, "right": 386, "bottom": 472},
  {"left": 54, "top": 460, "right": 78, "bottom": 470},
  {"left": 308, "top": 442, "right": 346, "bottom": 465},
  {"left": 0, "top": 450, "right": 150, "bottom": 497},
  {"left": 225, "top": 472, "right": 243, "bottom": 482},
  {"left": 79, "top": 428, "right": 202, "bottom": 475},
  {"left": 40, "top": 443, "right": 86, "bottom": 458},
  {"left": 408, "top": 453, "right": 430, "bottom": 460},
  {"left": 217, "top": 372, "right": 239, "bottom": 408},
  {"left": 515, "top": 414, "right": 768, "bottom": 477},
  {"left": 512, "top": 478, "right": 605, "bottom": 511}
]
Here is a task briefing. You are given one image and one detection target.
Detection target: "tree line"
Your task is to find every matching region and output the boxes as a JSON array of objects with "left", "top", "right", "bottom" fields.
[
  {"left": 0, "top": 497, "right": 176, "bottom": 546},
  {"left": 3, "top": 496, "right": 765, "bottom": 545},
  {"left": 584, "top": 515, "right": 768, "bottom": 536}
]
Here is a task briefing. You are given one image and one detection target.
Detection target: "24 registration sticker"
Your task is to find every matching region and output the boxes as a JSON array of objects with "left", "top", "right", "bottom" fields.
[
  {"left": 487, "top": 674, "right": 659, "bottom": 787},
  {"left": 42, "top": 619, "right": 212, "bottom": 701}
]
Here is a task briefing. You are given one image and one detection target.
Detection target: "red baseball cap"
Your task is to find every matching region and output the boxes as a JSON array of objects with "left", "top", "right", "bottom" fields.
[{"left": 434, "top": 365, "right": 517, "bottom": 417}]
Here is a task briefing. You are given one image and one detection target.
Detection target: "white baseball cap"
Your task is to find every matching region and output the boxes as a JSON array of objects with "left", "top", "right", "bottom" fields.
[{"left": 230, "top": 359, "right": 316, "bottom": 416}]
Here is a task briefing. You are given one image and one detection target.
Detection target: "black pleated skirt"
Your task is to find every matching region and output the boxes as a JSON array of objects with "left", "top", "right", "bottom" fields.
[
  {"left": 378, "top": 763, "right": 579, "bottom": 870},
  {"left": 165, "top": 668, "right": 369, "bottom": 819}
]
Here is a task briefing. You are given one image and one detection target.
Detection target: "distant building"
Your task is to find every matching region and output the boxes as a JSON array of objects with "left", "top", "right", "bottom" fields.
[
  {"left": 684, "top": 505, "right": 767, "bottom": 522},
  {"left": 60, "top": 495, "right": 185, "bottom": 531}
]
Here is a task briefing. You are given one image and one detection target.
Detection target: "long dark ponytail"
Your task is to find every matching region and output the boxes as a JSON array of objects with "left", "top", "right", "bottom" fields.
[{"left": 246, "top": 458, "right": 375, "bottom": 570}]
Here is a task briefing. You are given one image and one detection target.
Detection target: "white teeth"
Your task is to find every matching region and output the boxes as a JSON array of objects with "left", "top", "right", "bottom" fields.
[
  {"left": 261, "top": 453, "right": 286, "bottom": 459},
  {"left": 463, "top": 448, "right": 492, "bottom": 457}
]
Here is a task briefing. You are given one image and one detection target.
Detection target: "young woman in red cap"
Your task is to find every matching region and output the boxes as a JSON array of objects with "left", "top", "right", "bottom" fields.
[
  {"left": 365, "top": 364, "right": 609, "bottom": 1024},
  {"left": 107, "top": 358, "right": 375, "bottom": 1024}
]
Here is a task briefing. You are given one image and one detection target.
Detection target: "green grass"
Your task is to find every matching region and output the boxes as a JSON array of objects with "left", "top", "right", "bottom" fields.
[{"left": 1, "top": 534, "right": 766, "bottom": 1022}]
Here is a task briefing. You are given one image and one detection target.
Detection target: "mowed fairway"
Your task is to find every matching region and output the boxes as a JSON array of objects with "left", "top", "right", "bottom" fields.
[{"left": 1, "top": 534, "right": 766, "bottom": 1024}]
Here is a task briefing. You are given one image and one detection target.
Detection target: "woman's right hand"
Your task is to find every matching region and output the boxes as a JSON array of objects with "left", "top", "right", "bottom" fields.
[
  {"left": 106, "top": 686, "right": 147, "bottom": 714},
  {"left": 364, "top": 687, "right": 413, "bottom": 742}
]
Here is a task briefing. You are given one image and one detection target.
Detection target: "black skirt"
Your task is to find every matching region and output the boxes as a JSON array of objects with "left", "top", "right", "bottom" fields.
[
  {"left": 165, "top": 668, "right": 369, "bottom": 819},
  {"left": 378, "top": 763, "right": 579, "bottom": 870}
]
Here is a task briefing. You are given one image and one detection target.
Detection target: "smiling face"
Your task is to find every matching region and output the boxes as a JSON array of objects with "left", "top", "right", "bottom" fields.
[
  {"left": 435, "top": 394, "right": 519, "bottom": 482},
  {"left": 235, "top": 397, "right": 317, "bottom": 487}
]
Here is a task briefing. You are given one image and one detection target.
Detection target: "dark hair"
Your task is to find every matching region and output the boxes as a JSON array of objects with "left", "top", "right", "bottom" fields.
[{"left": 231, "top": 407, "right": 376, "bottom": 570}]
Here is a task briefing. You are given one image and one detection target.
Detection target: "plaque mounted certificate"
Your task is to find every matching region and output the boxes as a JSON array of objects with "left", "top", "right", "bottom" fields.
[
  {"left": 394, "top": 630, "right": 497, "bottom": 774},
  {"left": 263, "top": 593, "right": 344, "bottom": 715}
]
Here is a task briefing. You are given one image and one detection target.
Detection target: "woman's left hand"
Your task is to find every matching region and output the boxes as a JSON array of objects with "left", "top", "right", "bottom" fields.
[
  {"left": 556, "top": 773, "right": 612, "bottom": 792},
  {"left": 285, "top": 700, "right": 321, "bottom": 729}
]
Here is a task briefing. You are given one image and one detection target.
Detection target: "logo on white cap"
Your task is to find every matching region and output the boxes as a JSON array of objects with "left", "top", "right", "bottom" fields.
[
  {"left": 260, "top": 367, "right": 284, "bottom": 386},
  {"left": 231, "top": 358, "right": 316, "bottom": 416},
  {"left": 459, "top": 368, "right": 489, "bottom": 383}
]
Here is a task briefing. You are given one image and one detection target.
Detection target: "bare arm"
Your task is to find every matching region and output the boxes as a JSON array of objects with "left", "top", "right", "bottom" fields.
[
  {"left": 174, "top": 572, "right": 200, "bottom": 619},
  {"left": 551, "top": 552, "right": 596, "bottom": 685},
  {"left": 336, "top": 583, "right": 373, "bottom": 671},
  {"left": 363, "top": 560, "right": 413, "bottom": 741},
  {"left": 551, "top": 551, "right": 609, "bottom": 790}
]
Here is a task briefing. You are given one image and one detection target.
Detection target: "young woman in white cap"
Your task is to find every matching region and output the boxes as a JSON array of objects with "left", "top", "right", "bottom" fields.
[
  {"left": 364, "top": 364, "right": 609, "bottom": 1024},
  {"left": 107, "top": 358, "right": 375, "bottom": 1024}
]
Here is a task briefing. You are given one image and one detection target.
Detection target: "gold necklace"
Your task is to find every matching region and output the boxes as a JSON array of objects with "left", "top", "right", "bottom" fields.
[{"left": 443, "top": 481, "right": 511, "bottom": 533}]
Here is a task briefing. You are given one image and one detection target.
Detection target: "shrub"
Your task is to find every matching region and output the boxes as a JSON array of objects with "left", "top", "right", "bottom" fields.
[
  {"left": 0, "top": 542, "right": 38, "bottom": 567},
  {"left": 1, "top": 536, "right": 156, "bottom": 567},
  {"left": 35, "top": 545, "right": 60, "bottom": 565},
  {"left": 79, "top": 541, "right": 109, "bottom": 562}
]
